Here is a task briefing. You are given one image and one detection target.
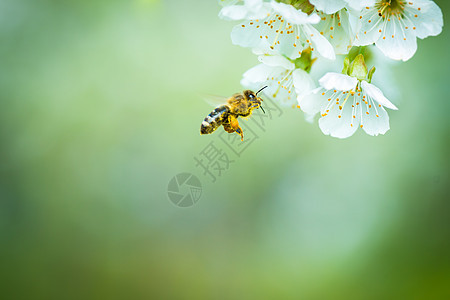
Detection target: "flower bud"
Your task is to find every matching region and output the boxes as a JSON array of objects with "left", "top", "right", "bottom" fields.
[{"left": 349, "top": 54, "right": 368, "bottom": 81}]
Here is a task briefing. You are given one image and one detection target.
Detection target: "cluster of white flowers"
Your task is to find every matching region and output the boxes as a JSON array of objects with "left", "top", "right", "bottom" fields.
[{"left": 218, "top": 0, "right": 443, "bottom": 138}]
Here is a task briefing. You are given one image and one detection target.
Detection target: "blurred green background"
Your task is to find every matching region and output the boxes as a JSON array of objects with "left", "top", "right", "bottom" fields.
[{"left": 0, "top": 0, "right": 449, "bottom": 299}]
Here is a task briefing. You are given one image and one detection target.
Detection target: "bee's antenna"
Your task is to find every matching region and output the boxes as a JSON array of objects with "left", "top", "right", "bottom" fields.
[
  {"left": 260, "top": 105, "right": 265, "bottom": 114},
  {"left": 256, "top": 86, "right": 268, "bottom": 96}
]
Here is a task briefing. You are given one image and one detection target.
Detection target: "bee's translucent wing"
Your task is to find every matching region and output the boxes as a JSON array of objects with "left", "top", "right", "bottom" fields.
[{"left": 202, "top": 94, "right": 229, "bottom": 107}]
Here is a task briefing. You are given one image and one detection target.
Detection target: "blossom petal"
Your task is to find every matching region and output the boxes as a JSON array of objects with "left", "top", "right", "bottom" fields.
[
  {"left": 310, "top": 0, "right": 346, "bottom": 14},
  {"left": 245, "top": 0, "right": 263, "bottom": 7},
  {"left": 344, "top": 0, "right": 375, "bottom": 11},
  {"left": 361, "top": 103, "right": 390, "bottom": 136},
  {"left": 361, "top": 81, "right": 398, "bottom": 110},
  {"left": 271, "top": 1, "right": 320, "bottom": 24},
  {"left": 303, "top": 25, "right": 336, "bottom": 60},
  {"left": 354, "top": 8, "right": 384, "bottom": 46},
  {"left": 293, "top": 68, "right": 316, "bottom": 95},
  {"left": 298, "top": 87, "right": 325, "bottom": 115},
  {"left": 241, "top": 76, "right": 260, "bottom": 91},
  {"left": 263, "top": 25, "right": 303, "bottom": 59},
  {"left": 346, "top": 8, "right": 361, "bottom": 34},
  {"left": 232, "top": 16, "right": 306, "bottom": 59},
  {"left": 241, "top": 57, "right": 298, "bottom": 106},
  {"left": 231, "top": 22, "right": 267, "bottom": 49},
  {"left": 229, "top": 2, "right": 327, "bottom": 60},
  {"left": 314, "top": 9, "right": 353, "bottom": 54},
  {"left": 242, "top": 63, "right": 283, "bottom": 84},
  {"left": 406, "top": 0, "right": 443, "bottom": 39},
  {"left": 258, "top": 54, "right": 294, "bottom": 70},
  {"left": 219, "top": 6, "right": 250, "bottom": 20},
  {"left": 375, "top": 17, "right": 417, "bottom": 61},
  {"left": 318, "top": 92, "right": 358, "bottom": 138},
  {"left": 319, "top": 73, "right": 357, "bottom": 91},
  {"left": 219, "top": 0, "right": 271, "bottom": 20}
]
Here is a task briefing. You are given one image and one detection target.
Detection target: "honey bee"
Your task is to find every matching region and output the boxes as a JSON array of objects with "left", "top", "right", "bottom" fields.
[{"left": 200, "top": 86, "right": 267, "bottom": 141}]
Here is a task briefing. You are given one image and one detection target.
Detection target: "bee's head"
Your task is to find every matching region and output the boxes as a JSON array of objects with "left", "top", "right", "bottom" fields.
[
  {"left": 244, "top": 86, "right": 267, "bottom": 113},
  {"left": 244, "top": 90, "right": 259, "bottom": 101}
]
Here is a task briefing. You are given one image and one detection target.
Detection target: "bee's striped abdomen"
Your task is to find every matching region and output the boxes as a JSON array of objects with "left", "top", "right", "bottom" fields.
[{"left": 200, "top": 105, "right": 230, "bottom": 135}]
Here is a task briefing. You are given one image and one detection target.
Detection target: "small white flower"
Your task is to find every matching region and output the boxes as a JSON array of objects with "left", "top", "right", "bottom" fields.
[
  {"left": 313, "top": 8, "right": 354, "bottom": 54},
  {"left": 354, "top": 0, "right": 443, "bottom": 61},
  {"left": 299, "top": 55, "right": 398, "bottom": 138},
  {"left": 242, "top": 53, "right": 316, "bottom": 106},
  {"left": 310, "top": 0, "right": 378, "bottom": 55},
  {"left": 218, "top": 0, "right": 271, "bottom": 21},
  {"left": 310, "top": 0, "right": 376, "bottom": 14},
  {"left": 231, "top": 0, "right": 335, "bottom": 60}
]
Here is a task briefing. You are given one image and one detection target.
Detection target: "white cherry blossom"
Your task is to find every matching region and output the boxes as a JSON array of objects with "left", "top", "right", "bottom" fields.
[
  {"left": 307, "top": 0, "right": 377, "bottom": 55},
  {"left": 215, "top": 0, "right": 444, "bottom": 138},
  {"left": 299, "top": 55, "right": 398, "bottom": 138},
  {"left": 354, "top": 0, "right": 443, "bottom": 61},
  {"left": 231, "top": 0, "right": 335, "bottom": 60}
]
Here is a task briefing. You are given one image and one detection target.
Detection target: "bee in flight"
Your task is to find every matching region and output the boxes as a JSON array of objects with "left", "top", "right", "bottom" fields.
[{"left": 200, "top": 86, "right": 267, "bottom": 141}]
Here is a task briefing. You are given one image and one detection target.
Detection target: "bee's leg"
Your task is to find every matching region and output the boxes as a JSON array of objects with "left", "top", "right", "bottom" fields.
[
  {"left": 249, "top": 103, "right": 260, "bottom": 109},
  {"left": 229, "top": 115, "right": 244, "bottom": 141},
  {"left": 235, "top": 127, "right": 244, "bottom": 141},
  {"left": 222, "top": 119, "right": 235, "bottom": 134}
]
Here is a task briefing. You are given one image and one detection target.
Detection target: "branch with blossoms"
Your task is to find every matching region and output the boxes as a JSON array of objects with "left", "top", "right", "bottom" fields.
[{"left": 218, "top": 0, "right": 443, "bottom": 138}]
